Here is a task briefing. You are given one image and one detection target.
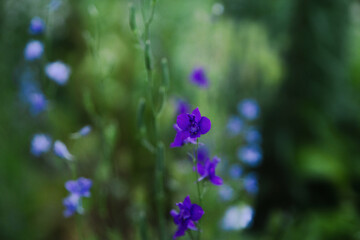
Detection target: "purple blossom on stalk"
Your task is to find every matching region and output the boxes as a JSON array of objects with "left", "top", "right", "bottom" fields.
[
  {"left": 45, "top": 61, "right": 71, "bottom": 85},
  {"left": 65, "top": 177, "right": 92, "bottom": 197},
  {"left": 197, "top": 156, "right": 223, "bottom": 185},
  {"left": 189, "top": 67, "right": 209, "bottom": 88},
  {"left": 170, "top": 195, "right": 204, "bottom": 239},
  {"left": 54, "top": 140, "right": 73, "bottom": 160},
  {"left": 237, "top": 99, "right": 260, "bottom": 120},
  {"left": 31, "top": 134, "right": 52, "bottom": 156},
  {"left": 24, "top": 40, "right": 44, "bottom": 61},
  {"left": 29, "top": 17, "right": 45, "bottom": 35},
  {"left": 170, "top": 108, "right": 211, "bottom": 148}
]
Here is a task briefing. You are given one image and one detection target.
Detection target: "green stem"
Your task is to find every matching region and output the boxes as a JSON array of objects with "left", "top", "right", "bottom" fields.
[{"left": 194, "top": 139, "right": 202, "bottom": 240}]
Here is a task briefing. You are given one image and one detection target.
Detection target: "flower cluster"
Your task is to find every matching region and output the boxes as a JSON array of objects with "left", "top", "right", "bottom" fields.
[{"left": 63, "top": 177, "right": 93, "bottom": 217}]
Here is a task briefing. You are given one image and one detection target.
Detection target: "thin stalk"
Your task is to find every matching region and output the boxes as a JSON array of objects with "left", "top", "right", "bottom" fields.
[{"left": 194, "top": 139, "right": 202, "bottom": 240}]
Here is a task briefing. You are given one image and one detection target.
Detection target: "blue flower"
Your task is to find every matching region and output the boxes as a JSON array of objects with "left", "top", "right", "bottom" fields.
[
  {"left": 24, "top": 40, "right": 44, "bottom": 61},
  {"left": 29, "top": 17, "right": 45, "bottom": 35},
  {"left": 229, "top": 164, "right": 243, "bottom": 179},
  {"left": 71, "top": 125, "right": 92, "bottom": 138},
  {"left": 170, "top": 195, "right": 204, "bottom": 239},
  {"left": 63, "top": 194, "right": 82, "bottom": 217},
  {"left": 28, "top": 92, "right": 48, "bottom": 115},
  {"left": 243, "top": 173, "right": 258, "bottom": 195},
  {"left": 237, "top": 99, "right": 260, "bottom": 120},
  {"left": 189, "top": 67, "right": 209, "bottom": 88},
  {"left": 31, "top": 134, "right": 52, "bottom": 156},
  {"left": 226, "top": 116, "right": 243, "bottom": 136},
  {"left": 54, "top": 140, "right": 73, "bottom": 160},
  {"left": 221, "top": 205, "right": 254, "bottom": 230},
  {"left": 45, "top": 61, "right": 71, "bottom": 85},
  {"left": 197, "top": 156, "right": 223, "bottom": 185},
  {"left": 65, "top": 177, "right": 92, "bottom": 197},
  {"left": 218, "top": 184, "right": 234, "bottom": 201},
  {"left": 171, "top": 108, "right": 211, "bottom": 148},
  {"left": 244, "top": 127, "right": 261, "bottom": 144},
  {"left": 237, "top": 145, "right": 262, "bottom": 167}
]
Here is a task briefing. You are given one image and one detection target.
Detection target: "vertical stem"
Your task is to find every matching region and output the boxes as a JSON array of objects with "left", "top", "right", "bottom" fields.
[{"left": 193, "top": 139, "right": 202, "bottom": 240}]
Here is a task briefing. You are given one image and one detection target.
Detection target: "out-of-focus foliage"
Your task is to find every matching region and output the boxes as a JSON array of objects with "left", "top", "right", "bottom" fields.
[{"left": 1, "top": 0, "right": 360, "bottom": 239}]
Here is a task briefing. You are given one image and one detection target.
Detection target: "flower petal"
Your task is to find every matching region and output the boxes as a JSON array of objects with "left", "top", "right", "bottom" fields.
[
  {"left": 192, "top": 108, "right": 201, "bottom": 122},
  {"left": 190, "top": 204, "right": 204, "bottom": 221},
  {"left": 187, "top": 220, "right": 197, "bottom": 230},
  {"left": 183, "top": 195, "right": 192, "bottom": 208},
  {"left": 210, "top": 175, "right": 223, "bottom": 185},
  {"left": 170, "top": 131, "right": 190, "bottom": 148},
  {"left": 197, "top": 163, "right": 206, "bottom": 177},
  {"left": 199, "top": 117, "right": 211, "bottom": 134},
  {"left": 176, "top": 114, "right": 190, "bottom": 130}
]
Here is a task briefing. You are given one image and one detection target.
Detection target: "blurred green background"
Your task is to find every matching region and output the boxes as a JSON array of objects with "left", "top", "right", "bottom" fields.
[{"left": 1, "top": 0, "right": 360, "bottom": 239}]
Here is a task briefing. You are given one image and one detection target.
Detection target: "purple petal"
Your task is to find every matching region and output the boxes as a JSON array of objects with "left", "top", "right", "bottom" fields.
[
  {"left": 65, "top": 180, "right": 78, "bottom": 193},
  {"left": 187, "top": 220, "right": 197, "bottom": 230},
  {"left": 170, "top": 131, "right": 190, "bottom": 148},
  {"left": 197, "top": 163, "right": 206, "bottom": 177},
  {"left": 190, "top": 204, "right": 204, "bottom": 221},
  {"left": 170, "top": 210, "right": 180, "bottom": 224},
  {"left": 199, "top": 117, "right": 211, "bottom": 134},
  {"left": 183, "top": 195, "right": 192, "bottom": 208},
  {"left": 210, "top": 175, "right": 223, "bottom": 185},
  {"left": 173, "top": 225, "right": 187, "bottom": 239},
  {"left": 176, "top": 114, "right": 190, "bottom": 130},
  {"left": 192, "top": 108, "right": 201, "bottom": 122}
]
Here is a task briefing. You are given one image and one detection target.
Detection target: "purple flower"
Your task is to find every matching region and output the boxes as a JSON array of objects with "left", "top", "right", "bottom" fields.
[
  {"left": 197, "top": 156, "right": 223, "bottom": 185},
  {"left": 24, "top": 40, "right": 44, "bottom": 61},
  {"left": 45, "top": 61, "right": 71, "bottom": 85},
  {"left": 65, "top": 177, "right": 92, "bottom": 197},
  {"left": 28, "top": 92, "right": 48, "bottom": 115},
  {"left": 197, "top": 146, "right": 209, "bottom": 164},
  {"left": 176, "top": 99, "right": 191, "bottom": 115},
  {"left": 243, "top": 173, "right": 258, "bottom": 195},
  {"left": 63, "top": 194, "right": 82, "bottom": 217},
  {"left": 31, "top": 134, "right": 52, "bottom": 156},
  {"left": 226, "top": 116, "right": 243, "bottom": 136},
  {"left": 189, "top": 67, "right": 209, "bottom": 88},
  {"left": 170, "top": 195, "right": 204, "bottom": 239},
  {"left": 237, "top": 145, "right": 262, "bottom": 167},
  {"left": 29, "top": 17, "right": 45, "bottom": 35},
  {"left": 229, "top": 164, "right": 243, "bottom": 179},
  {"left": 170, "top": 108, "right": 211, "bottom": 148},
  {"left": 221, "top": 205, "right": 254, "bottom": 230},
  {"left": 218, "top": 184, "right": 234, "bottom": 201},
  {"left": 237, "top": 99, "right": 260, "bottom": 120},
  {"left": 54, "top": 140, "right": 73, "bottom": 160}
]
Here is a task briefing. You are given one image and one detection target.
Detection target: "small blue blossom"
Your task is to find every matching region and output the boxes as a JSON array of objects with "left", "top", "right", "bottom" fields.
[
  {"left": 243, "top": 173, "right": 258, "bottom": 195},
  {"left": 226, "top": 116, "right": 243, "bottom": 136},
  {"left": 189, "top": 67, "right": 209, "bottom": 88},
  {"left": 218, "top": 184, "right": 234, "bottom": 201},
  {"left": 24, "top": 40, "right": 44, "bottom": 61},
  {"left": 29, "top": 17, "right": 45, "bottom": 35},
  {"left": 45, "top": 61, "right": 71, "bottom": 85},
  {"left": 244, "top": 127, "right": 261, "bottom": 144},
  {"left": 229, "top": 164, "right": 243, "bottom": 179},
  {"left": 221, "top": 205, "right": 254, "bottom": 230},
  {"left": 31, "top": 134, "right": 52, "bottom": 156},
  {"left": 54, "top": 140, "right": 73, "bottom": 160},
  {"left": 65, "top": 177, "right": 92, "bottom": 197},
  {"left": 237, "top": 145, "right": 262, "bottom": 167},
  {"left": 171, "top": 108, "right": 211, "bottom": 148},
  {"left": 197, "top": 156, "right": 223, "bottom": 185},
  {"left": 63, "top": 194, "right": 82, "bottom": 217},
  {"left": 237, "top": 99, "right": 260, "bottom": 120},
  {"left": 71, "top": 125, "right": 92, "bottom": 138},
  {"left": 28, "top": 92, "right": 48, "bottom": 115},
  {"left": 170, "top": 195, "right": 204, "bottom": 239}
]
